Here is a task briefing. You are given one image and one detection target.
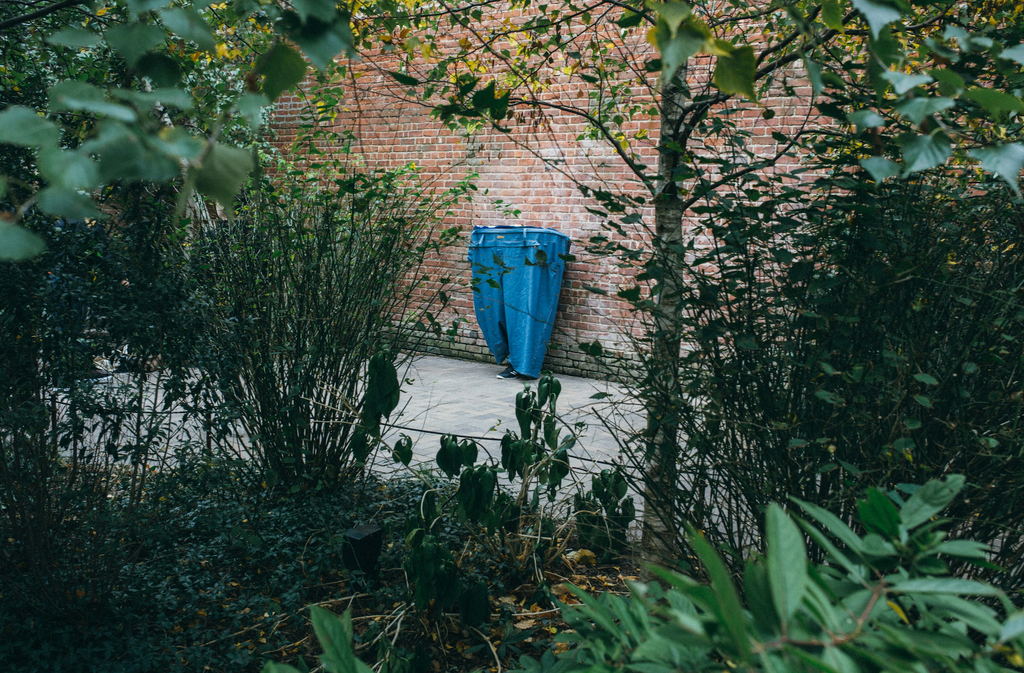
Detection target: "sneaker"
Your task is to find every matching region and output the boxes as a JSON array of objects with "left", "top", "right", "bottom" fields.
[{"left": 496, "top": 364, "right": 519, "bottom": 380}]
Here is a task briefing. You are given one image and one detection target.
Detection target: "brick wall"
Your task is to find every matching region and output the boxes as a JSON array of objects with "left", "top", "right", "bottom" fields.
[{"left": 270, "top": 29, "right": 817, "bottom": 380}]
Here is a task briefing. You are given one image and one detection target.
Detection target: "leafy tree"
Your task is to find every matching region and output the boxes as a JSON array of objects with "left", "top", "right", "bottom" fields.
[
  {"left": 0, "top": 0, "right": 357, "bottom": 258},
  {"left": 337, "top": 0, "right": 1024, "bottom": 565}
]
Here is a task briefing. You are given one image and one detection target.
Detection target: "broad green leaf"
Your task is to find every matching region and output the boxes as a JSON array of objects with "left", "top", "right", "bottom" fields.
[
  {"left": 803, "top": 54, "right": 823, "bottom": 96},
  {"left": 963, "top": 88, "right": 1024, "bottom": 120},
  {"left": 1000, "top": 44, "right": 1024, "bottom": 66},
  {"left": 913, "top": 394, "right": 933, "bottom": 408},
  {"left": 766, "top": 504, "right": 807, "bottom": 623},
  {"left": 657, "top": 25, "right": 706, "bottom": 84},
  {"left": 363, "top": 352, "right": 400, "bottom": 435},
  {"left": 616, "top": 9, "right": 645, "bottom": 28},
  {"left": 309, "top": 606, "right": 373, "bottom": 673},
  {"left": 970, "top": 143, "right": 1024, "bottom": 197},
  {"left": 112, "top": 87, "right": 194, "bottom": 111},
  {"left": 291, "top": 16, "right": 355, "bottom": 70},
  {"left": 293, "top": 0, "right": 338, "bottom": 23},
  {"left": 35, "top": 186, "right": 103, "bottom": 220},
  {"left": 927, "top": 68, "right": 965, "bottom": 96},
  {"left": 913, "top": 373, "right": 939, "bottom": 385},
  {"left": 148, "top": 126, "right": 204, "bottom": 161},
  {"left": 891, "top": 577, "right": 999, "bottom": 596},
  {"left": 714, "top": 44, "right": 757, "bottom": 101},
  {"left": 50, "top": 81, "right": 137, "bottom": 122},
  {"left": 0, "top": 222, "right": 46, "bottom": 261},
  {"left": 194, "top": 142, "right": 254, "bottom": 206},
  {"left": 236, "top": 92, "right": 270, "bottom": 129},
  {"left": 126, "top": 0, "right": 173, "bottom": 14},
  {"left": 37, "top": 147, "right": 99, "bottom": 191},
  {"left": 105, "top": 23, "right": 168, "bottom": 67},
  {"left": 857, "top": 488, "right": 901, "bottom": 538},
  {"left": 822, "top": 0, "right": 844, "bottom": 30},
  {"left": 1001, "top": 612, "right": 1024, "bottom": 643},
  {"left": 848, "top": 109, "right": 885, "bottom": 129},
  {"left": 388, "top": 71, "right": 419, "bottom": 86},
  {"left": 882, "top": 70, "right": 932, "bottom": 95},
  {"left": 392, "top": 435, "right": 413, "bottom": 466},
  {"left": 46, "top": 28, "right": 102, "bottom": 48},
  {"left": 261, "top": 43, "right": 308, "bottom": 101},
  {"left": 934, "top": 539, "right": 989, "bottom": 560},
  {"left": 860, "top": 156, "right": 900, "bottom": 182},
  {"left": 898, "top": 132, "right": 950, "bottom": 176},
  {"left": 851, "top": 0, "right": 902, "bottom": 39},
  {"left": 654, "top": 2, "right": 693, "bottom": 36},
  {"left": 900, "top": 474, "right": 964, "bottom": 529},
  {"left": 684, "top": 530, "right": 752, "bottom": 662},
  {"left": 792, "top": 498, "right": 864, "bottom": 554},
  {"left": 80, "top": 121, "right": 179, "bottom": 182},
  {"left": 0, "top": 106, "right": 60, "bottom": 147},
  {"left": 137, "top": 53, "right": 182, "bottom": 87},
  {"left": 896, "top": 97, "right": 953, "bottom": 126},
  {"left": 159, "top": 8, "right": 217, "bottom": 53}
]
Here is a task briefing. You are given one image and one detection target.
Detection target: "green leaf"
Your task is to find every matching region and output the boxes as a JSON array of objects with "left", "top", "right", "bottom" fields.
[
  {"left": 913, "top": 394, "right": 933, "bottom": 408},
  {"left": 682, "top": 530, "right": 752, "bottom": 662},
  {"left": 37, "top": 147, "right": 99, "bottom": 191},
  {"left": 126, "top": 0, "right": 173, "bottom": 14},
  {"left": 194, "top": 142, "right": 254, "bottom": 206},
  {"left": 392, "top": 435, "right": 413, "bottom": 466},
  {"left": 293, "top": 0, "right": 338, "bottom": 23},
  {"left": 112, "top": 87, "right": 194, "bottom": 111},
  {"left": 896, "top": 96, "right": 953, "bottom": 126},
  {"left": 80, "top": 121, "right": 179, "bottom": 182},
  {"left": 882, "top": 70, "right": 932, "bottom": 95},
  {"left": 0, "top": 222, "right": 46, "bottom": 261},
  {"left": 714, "top": 44, "right": 757, "bottom": 101},
  {"left": 437, "top": 435, "right": 462, "bottom": 478},
  {"left": 851, "top": 0, "right": 902, "bottom": 39},
  {"left": 900, "top": 474, "right": 964, "bottom": 529},
  {"left": 362, "top": 352, "right": 400, "bottom": 436},
  {"left": 654, "top": 21, "right": 706, "bottom": 85},
  {"left": 891, "top": 577, "right": 999, "bottom": 596},
  {"left": 261, "top": 43, "right": 308, "bottom": 101},
  {"left": 0, "top": 106, "right": 60, "bottom": 147},
  {"left": 35, "top": 186, "right": 102, "bottom": 220},
  {"left": 46, "top": 27, "right": 102, "bottom": 48},
  {"left": 913, "top": 373, "right": 939, "bottom": 385},
  {"left": 1000, "top": 44, "right": 1024, "bottom": 66},
  {"left": 822, "top": 0, "right": 844, "bottom": 30},
  {"left": 309, "top": 606, "right": 373, "bottom": 673},
  {"left": 159, "top": 8, "right": 217, "bottom": 52},
  {"left": 136, "top": 53, "right": 182, "bottom": 87},
  {"left": 962, "top": 87, "right": 1024, "bottom": 120},
  {"left": 898, "top": 132, "right": 950, "bottom": 176},
  {"left": 934, "top": 539, "right": 989, "bottom": 560},
  {"left": 234, "top": 92, "right": 269, "bottom": 129},
  {"left": 104, "top": 22, "right": 166, "bottom": 67},
  {"left": 50, "top": 81, "right": 137, "bottom": 122},
  {"left": 859, "top": 156, "right": 900, "bottom": 182},
  {"left": 616, "top": 9, "right": 645, "bottom": 28},
  {"left": 290, "top": 15, "right": 355, "bottom": 70},
  {"left": 792, "top": 498, "right": 864, "bottom": 555},
  {"left": 388, "top": 71, "right": 419, "bottom": 86},
  {"left": 970, "top": 144, "right": 1024, "bottom": 197},
  {"left": 857, "top": 488, "right": 901, "bottom": 538},
  {"left": 1001, "top": 612, "right": 1024, "bottom": 643},
  {"left": 848, "top": 109, "right": 885, "bottom": 129},
  {"left": 926, "top": 68, "right": 965, "bottom": 96},
  {"left": 766, "top": 504, "right": 807, "bottom": 623}
]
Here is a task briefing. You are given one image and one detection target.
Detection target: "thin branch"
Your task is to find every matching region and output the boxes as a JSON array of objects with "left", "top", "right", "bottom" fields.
[{"left": 0, "top": 0, "right": 90, "bottom": 31}]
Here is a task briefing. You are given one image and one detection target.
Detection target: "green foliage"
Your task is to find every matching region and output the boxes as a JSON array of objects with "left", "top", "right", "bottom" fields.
[
  {"left": 514, "top": 476, "right": 1024, "bottom": 673},
  {"left": 574, "top": 468, "right": 636, "bottom": 557},
  {"left": 0, "top": 0, "right": 360, "bottom": 255},
  {"left": 197, "top": 166, "right": 468, "bottom": 486}
]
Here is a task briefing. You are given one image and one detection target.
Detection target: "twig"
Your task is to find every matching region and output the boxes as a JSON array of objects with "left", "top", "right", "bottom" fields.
[{"left": 469, "top": 626, "right": 502, "bottom": 673}]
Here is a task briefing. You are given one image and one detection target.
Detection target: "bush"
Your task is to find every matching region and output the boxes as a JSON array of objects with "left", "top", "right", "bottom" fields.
[
  {"left": 196, "top": 167, "right": 471, "bottom": 486},
  {"left": 601, "top": 174, "right": 1024, "bottom": 582}
]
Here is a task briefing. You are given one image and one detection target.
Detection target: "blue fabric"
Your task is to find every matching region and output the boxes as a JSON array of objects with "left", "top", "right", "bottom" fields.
[{"left": 469, "top": 226, "right": 571, "bottom": 378}]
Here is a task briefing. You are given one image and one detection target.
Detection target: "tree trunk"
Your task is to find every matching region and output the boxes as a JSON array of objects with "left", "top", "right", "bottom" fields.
[{"left": 640, "top": 74, "right": 689, "bottom": 574}]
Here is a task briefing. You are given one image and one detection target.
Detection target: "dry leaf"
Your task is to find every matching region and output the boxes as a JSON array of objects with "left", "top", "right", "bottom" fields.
[{"left": 515, "top": 619, "right": 536, "bottom": 630}]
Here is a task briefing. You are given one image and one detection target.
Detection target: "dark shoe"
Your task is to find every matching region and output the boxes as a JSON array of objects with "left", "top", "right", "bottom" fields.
[{"left": 496, "top": 365, "right": 519, "bottom": 380}]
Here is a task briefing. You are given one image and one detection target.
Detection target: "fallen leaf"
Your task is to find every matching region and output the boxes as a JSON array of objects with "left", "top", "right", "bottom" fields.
[{"left": 515, "top": 619, "right": 536, "bottom": 630}]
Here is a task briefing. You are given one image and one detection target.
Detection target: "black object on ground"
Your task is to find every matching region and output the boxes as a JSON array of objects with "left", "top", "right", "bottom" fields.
[{"left": 341, "top": 524, "right": 383, "bottom": 575}]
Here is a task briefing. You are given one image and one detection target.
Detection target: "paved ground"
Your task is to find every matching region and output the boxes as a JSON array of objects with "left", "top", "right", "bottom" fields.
[{"left": 376, "top": 354, "right": 645, "bottom": 476}]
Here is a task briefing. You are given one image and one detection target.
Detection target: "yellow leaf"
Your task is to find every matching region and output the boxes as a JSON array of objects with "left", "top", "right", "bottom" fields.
[
  {"left": 887, "top": 600, "right": 910, "bottom": 624},
  {"left": 96, "top": 6, "right": 108, "bottom": 15}
]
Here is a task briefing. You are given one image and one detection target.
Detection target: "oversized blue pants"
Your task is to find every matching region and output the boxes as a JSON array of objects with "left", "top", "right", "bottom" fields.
[{"left": 468, "top": 226, "right": 571, "bottom": 378}]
